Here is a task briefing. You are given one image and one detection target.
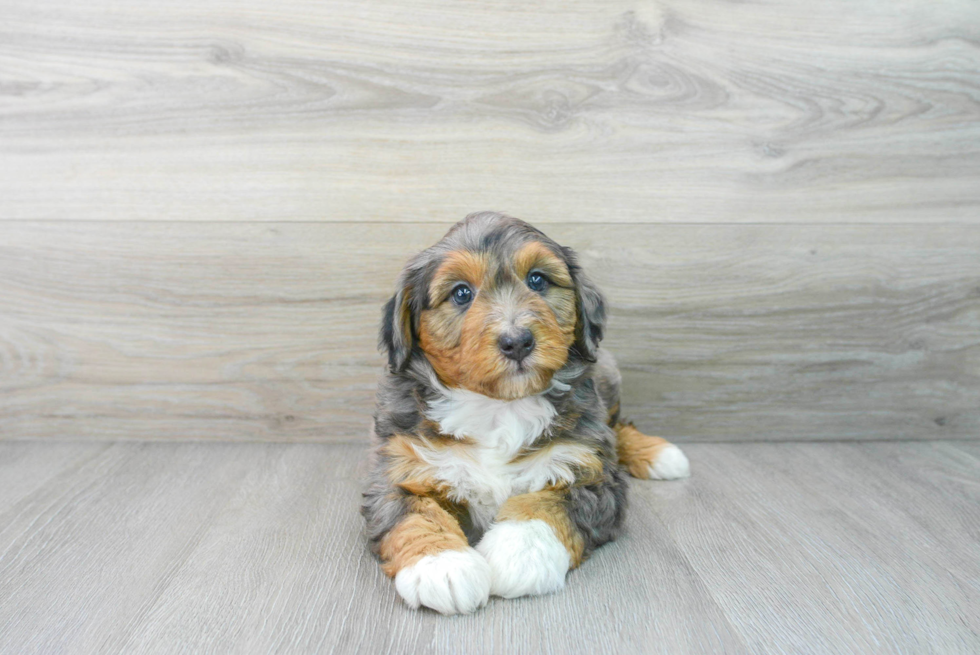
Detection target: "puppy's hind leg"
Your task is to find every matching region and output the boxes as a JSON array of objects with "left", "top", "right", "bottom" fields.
[
  {"left": 592, "top": 350, "right": 690, "bottom": 480},
  {"left": 614, "top": 422, "right": 691, "bottom": 480}
]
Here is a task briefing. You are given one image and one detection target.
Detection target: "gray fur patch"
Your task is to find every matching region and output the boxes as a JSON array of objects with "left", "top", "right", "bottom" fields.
[{"left": 566, "top": 460, "right": 629, "bottom": 555}]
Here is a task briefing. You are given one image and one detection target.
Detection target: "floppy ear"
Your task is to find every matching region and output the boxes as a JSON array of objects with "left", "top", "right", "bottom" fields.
[
  {"left": 379, "top": 279, "right": 415, "bottom": 372},
  {"left": 564, "top": 248, "right": 606, "bottom": 363}
]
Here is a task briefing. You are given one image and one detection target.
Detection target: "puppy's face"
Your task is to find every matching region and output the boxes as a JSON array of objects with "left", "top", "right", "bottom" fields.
[
  {"left": 381, "top": 213, "right": 605, "bottom": 401},
  {"left": 418, "top": 240, "right": 577, "bottom": 399}
]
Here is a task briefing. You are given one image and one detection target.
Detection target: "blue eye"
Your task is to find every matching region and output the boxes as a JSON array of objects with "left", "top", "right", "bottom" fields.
[
  {"left": 527, "top": 272, "right": 547, "bottom": 292},
  {"left": 451, "top": 284, "right": 473, "bottom": 306}
]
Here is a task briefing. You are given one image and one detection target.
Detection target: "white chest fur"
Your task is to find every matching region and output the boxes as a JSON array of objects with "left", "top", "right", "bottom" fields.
[{"left": 420, "top": 388, "right": 589, "bottom": 529}]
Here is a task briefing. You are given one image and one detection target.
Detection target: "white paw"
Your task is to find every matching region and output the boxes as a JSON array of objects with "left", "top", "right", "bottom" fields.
[
  {"left": 476, "top": 519, "right": 570, "bottom": 599},
  {"left": 648, "top": 444, "right": 691, "bottom": 480},
  {"left": 394, "top": 548, "right": 491, "bottom": 615}
]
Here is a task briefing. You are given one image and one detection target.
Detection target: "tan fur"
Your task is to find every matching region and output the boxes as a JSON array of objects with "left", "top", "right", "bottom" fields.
[
  {"left": 615, "top": 422, "right": 673, "bottom": 479},
  {"left": 496, "top": 490, "right": 586, "bottom": 567},
  {"left": 426, "top": 250, "right": 491, "bottom": 306},
  {"left": 514, "top": 241, "right": 574, "bottom": 287},
  {"left": 418, "top": 242, "right": 578, "bottom": 400},
  {"left": 382, "top": 433, "right": 473, "bottom": 496},
  {"left": 379, "top": 496, "right": 469, "bottom": 576}
]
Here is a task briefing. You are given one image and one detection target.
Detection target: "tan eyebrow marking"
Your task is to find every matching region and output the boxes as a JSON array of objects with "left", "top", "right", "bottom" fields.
[
  {"left": 514, "top": 241, "right": 573, "bottom": 287},
  {"left": 428, "top": 250, "right": 490, "bottom": 305}
]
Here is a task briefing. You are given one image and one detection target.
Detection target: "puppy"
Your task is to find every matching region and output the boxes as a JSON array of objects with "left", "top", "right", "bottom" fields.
[{"left": 362, "top": 212, "right": 690, "bottom": 614}]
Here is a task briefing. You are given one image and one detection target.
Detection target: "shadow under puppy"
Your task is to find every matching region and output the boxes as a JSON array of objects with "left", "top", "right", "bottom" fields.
[{"left": 362, "top": 212, "right": 690, "bottom": 614}]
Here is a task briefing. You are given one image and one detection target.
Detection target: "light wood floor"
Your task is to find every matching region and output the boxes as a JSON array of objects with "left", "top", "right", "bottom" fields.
[{"left": 1, "top": 440, "right": 978, "bottom": 654}]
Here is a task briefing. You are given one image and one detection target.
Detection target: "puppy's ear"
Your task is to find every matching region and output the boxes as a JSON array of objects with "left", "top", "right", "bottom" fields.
[
  {"left": 562, "top": 247, "right": 606, "bottom": 363},
  {"left": 379, "top": 279, "right": 415, "bottom": 372}
]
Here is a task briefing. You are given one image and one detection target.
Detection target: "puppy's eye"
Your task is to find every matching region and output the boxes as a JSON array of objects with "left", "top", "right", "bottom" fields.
[
  {"left": 527, "top": 272, "right": 548, "bottom": 292},
  {"left": 451, "top": 284, "right": 473, "bottom": 306}
]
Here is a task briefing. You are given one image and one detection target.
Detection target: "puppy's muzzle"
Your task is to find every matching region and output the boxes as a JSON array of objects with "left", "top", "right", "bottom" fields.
[{"left": 497, "top": 327, "right": 535, "bottom": 363}]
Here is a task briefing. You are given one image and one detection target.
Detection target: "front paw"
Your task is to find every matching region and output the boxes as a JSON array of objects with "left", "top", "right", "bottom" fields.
[
  {"left": 476, "top": 520, "right": 570, "bottom": 599},
  {"left": 394, "top": 548, "right": 491, "bottom": 615}
]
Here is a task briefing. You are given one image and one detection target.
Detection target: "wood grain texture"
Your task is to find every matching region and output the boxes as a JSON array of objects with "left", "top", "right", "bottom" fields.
[
  {"left": 1, "top": 0, "right": 979, "bottom": 223},
  {"left": 645, "top": 441, "right": 980, "bottom": 654},
  {"left": 1, "top": 440, "right": 978, "bottom": 654},
  {"left": 2, "top": 221, "right": 977, "bottom": 442}
]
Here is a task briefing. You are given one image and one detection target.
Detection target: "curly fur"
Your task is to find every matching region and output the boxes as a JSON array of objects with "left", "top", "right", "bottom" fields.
[{"left": 361, "top": 211, "right": 687, "bottom": 614}]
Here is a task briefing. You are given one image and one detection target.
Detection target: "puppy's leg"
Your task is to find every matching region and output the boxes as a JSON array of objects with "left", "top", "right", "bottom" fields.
[
  {"left": 476, "top": 490, "right": 581, "bottom": 598},
  {"left": 590, "top": 349, "right": 690, "bottom": 480},
  {"left": 615, "top": 422, "right": 691, "bottom": 480},
  {"left": 477, "top": 464, "right": 627, "bottom": 598},
  {"left": 379, "top": 496, "right": 491, "bottom": 615}
]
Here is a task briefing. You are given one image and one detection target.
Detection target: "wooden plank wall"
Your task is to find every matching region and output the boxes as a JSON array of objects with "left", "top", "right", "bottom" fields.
[{"left": 1, "top": 0, "right": 978, "bottom": 442}]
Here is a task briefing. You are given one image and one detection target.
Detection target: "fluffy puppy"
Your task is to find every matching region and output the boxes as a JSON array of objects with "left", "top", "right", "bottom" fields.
[{"left": 362, "top": 211, "right": 690, "bottom": 614}]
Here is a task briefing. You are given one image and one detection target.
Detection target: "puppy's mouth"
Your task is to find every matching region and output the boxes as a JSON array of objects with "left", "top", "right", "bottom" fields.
[
  {"left": 488, "top": 327, "right": 570, "bottom": 398},
  {"left": 502, "top": 356, "right": 536, "bottom": 377},
  {"left": 493, "top": 355, "right": 554, "bottom": 394}
]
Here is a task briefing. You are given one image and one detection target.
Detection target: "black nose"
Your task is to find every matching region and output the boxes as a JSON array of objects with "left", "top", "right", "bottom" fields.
[{"left": 498, "top": 328, "right": 535, "bottom": 362}]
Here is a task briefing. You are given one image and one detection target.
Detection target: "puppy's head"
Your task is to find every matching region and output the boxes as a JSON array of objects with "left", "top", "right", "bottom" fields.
[{"left": 381, "top": 212, "right": 605, "bottom": 400}]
